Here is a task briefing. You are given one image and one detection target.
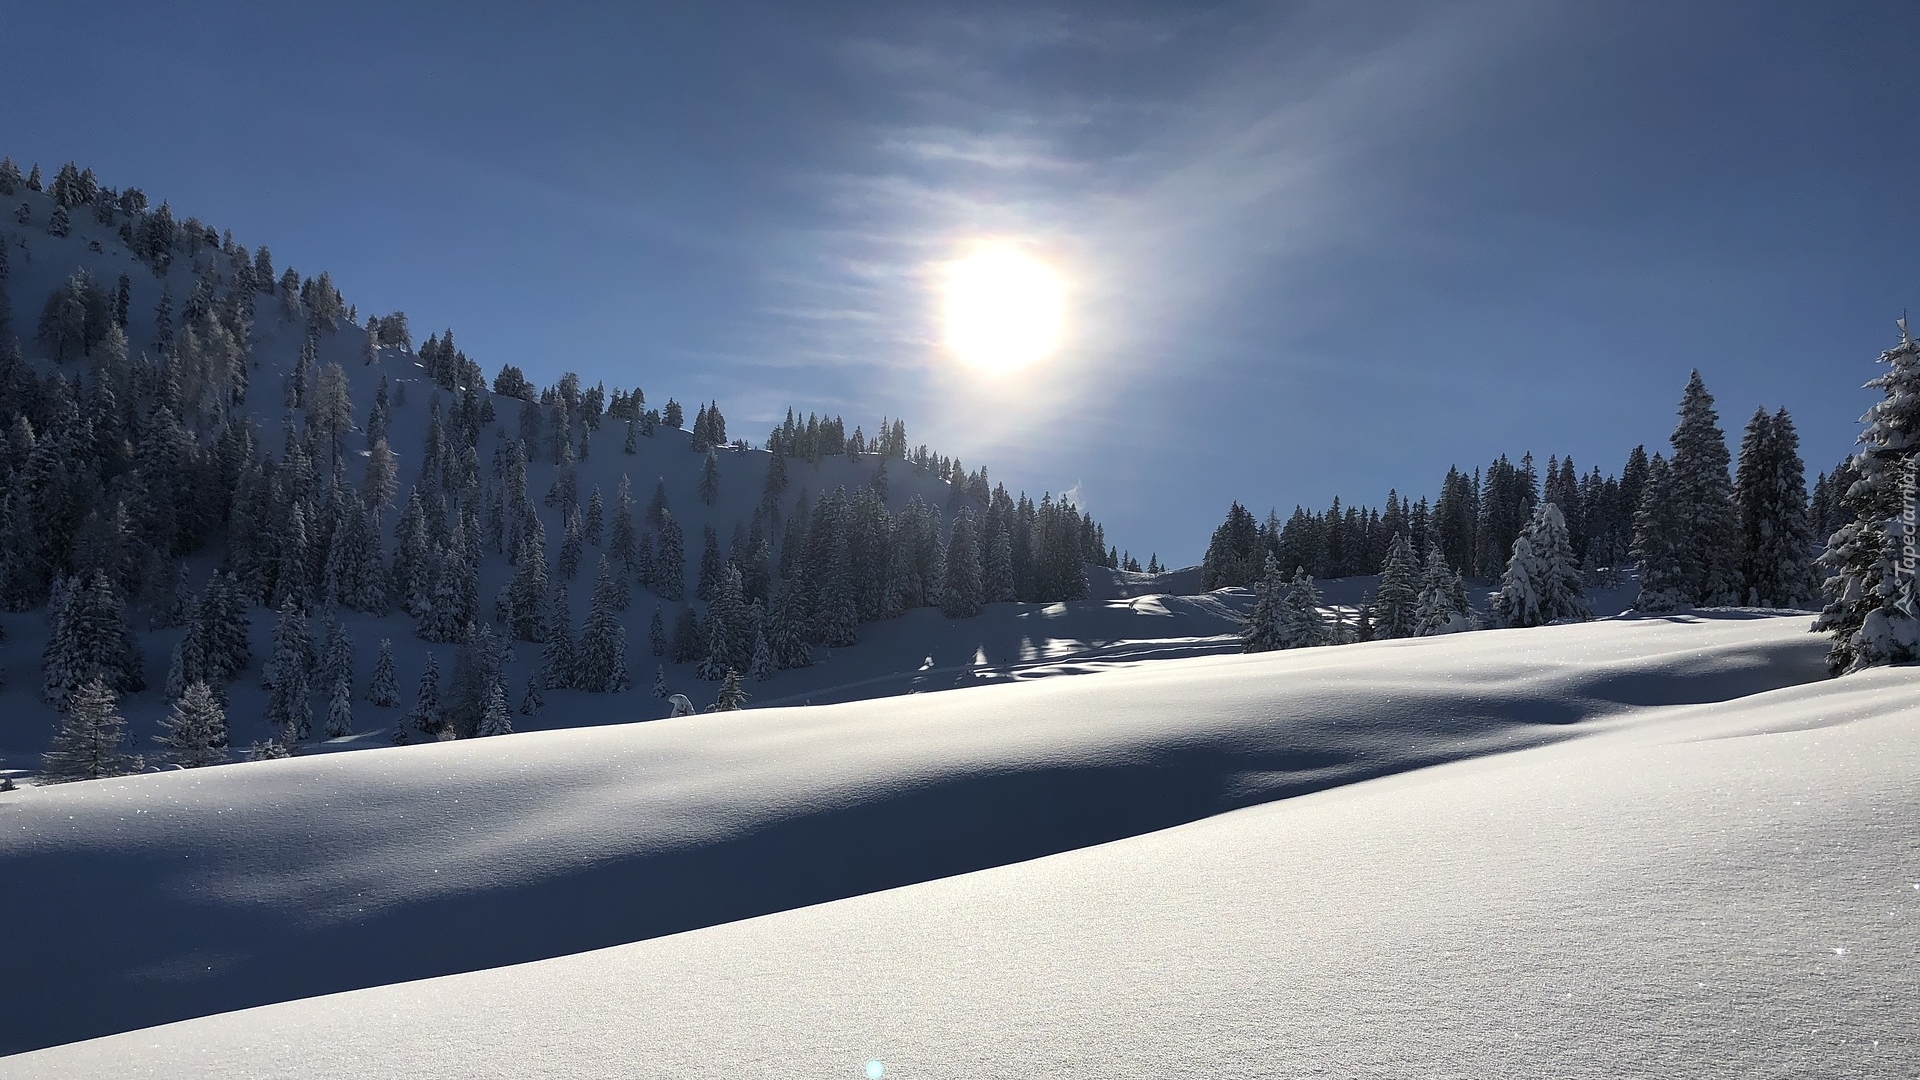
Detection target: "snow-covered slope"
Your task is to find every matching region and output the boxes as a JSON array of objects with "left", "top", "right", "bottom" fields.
[
  {"left": 22, "top": 661, "right": 1912, "bottom": 1080},
  {"left": 0, "top": 613, "right": 1834, "bottom": 1056}
]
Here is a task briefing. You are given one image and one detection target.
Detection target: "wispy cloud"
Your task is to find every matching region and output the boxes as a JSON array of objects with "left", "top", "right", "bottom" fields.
[{"left": 731, "top": 2, "right": 1551, "bottom": 456}]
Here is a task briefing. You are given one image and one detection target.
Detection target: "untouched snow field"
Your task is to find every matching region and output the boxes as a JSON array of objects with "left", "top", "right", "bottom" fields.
[
  {"left": 0, "top": 612, "right": 1870, "bottom": 1069},
  {"left": 21, "top": 643, "right": 1908, "bottom": 1080}
]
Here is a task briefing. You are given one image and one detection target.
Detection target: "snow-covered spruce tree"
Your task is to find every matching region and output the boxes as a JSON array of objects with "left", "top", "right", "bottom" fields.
[
  {"left": 767, "top": 578, "right": 812, "bottom": 669},
  {"left": 655, "top": 512, "right": 686, "bottom": 601},
  {"left": 366, "top": 639, "right": 399, "bottom": 706},
  {"left": 1631, "top": 454, "right": 1690, "bottom": 611},
  {"left": 696, "top": 525, "right": 723, "bottom": 602},
  {"left": 155, "top": 680, "right": 228, "bottom": 768},
  {"left": 43, "top": 571, "right": 145, "bottom": 709},
  {"left": 1239, "top": 554, "right": 1288, "bottom": 653},
  {"left": 165, "top": 620, "right": 210, "bottom": 702},
  {"left": 1492, "top": 502, "right": 1588, "bottom": 628},
  {"left": 325, "top": 676, "right": 354, "bottom": 738},
  {"left": 519, "top": 674, "right": 544, "bottom": 716},
  {"left": 1372, "top": 533, "right": 1421, "bottom": 639},
  {"left": 538, "top": 584, "right": 577, "bottom": 690},
  {"left": 648, "top": 607, "right": 667, "bottom": 656},
  {"left": 197, "top": 573, "right": 252, "bottom": 684},
  {"left": 326, "top": 500, "right": 388, "bottom": 613},
  {"left": 940, "top": 508, "right": 984, "bottom": 618},
  {"left": 814, "top": 533, "right": 861, "bottom": 648},
  {"left": 1413, "top": 543, "right": 1471, "bottom": 636},
  {"left": 1817, "top": 320, "right": 1920, "bottom": 671},
  {"left": 708, "top": 566, "right": 754, "bottom": 677},
  {"left": 1279, "top": 569, "right": 1329, "bottom": 649},
  {"left": 1662, "top": 371, "right": 1742, "bottom": 605},
  {"left": 709, "top": 669, "right": 749, "bottom": 712},
  {"left": 504, "top": 516, "right": 551, "bottom": 642},
  {"left": 477, "top": 681, "right": 513, "bottom": 737},
  {"left": 574, "top": 558, "right": 630, "bottom": 693},
  {"left": 415, "top": 526, "right": 477, "bottom": 644},
  {"left": 262, "top": 597, "right": 313, "bottom": 744},
  {"left": 609, "top": 476, "right": 637, "bottom": 572},
  {"left": 1734, "top": 407, "right": 1817, "bottom": 607},
  {"left": 405, "top": 653, "right": 442, "bottom": 738},
  {"left": 698, "top": 448, "right": 720, "bottom": 506},
  {"left": 557, "top": 509, "right": 583, "bottom": 581},
  {"left": 749, "top": 626, "right": 775, "bottom": 681},
  {"left": 318, "top": 608, "right": 354, "bottom": 693},
  {"left": 42, "top": 678, "right": 141, "bottom": 783},
  {"left": 583, "top": 487, "right": 604, "bottom": 546},
  {"left": 983, "top": 527, "right": 1015, "bottom": 604}
]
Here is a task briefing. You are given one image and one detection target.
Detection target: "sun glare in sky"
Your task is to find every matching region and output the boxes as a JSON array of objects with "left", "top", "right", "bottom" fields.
[{"left": 941, "top": 245, "right": 1065, "bottom": 373}]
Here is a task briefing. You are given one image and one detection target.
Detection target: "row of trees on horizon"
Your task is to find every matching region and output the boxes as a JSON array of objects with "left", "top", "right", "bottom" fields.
[{"left": 1208, "top": 337, "right": 1920, "bottom": 677}]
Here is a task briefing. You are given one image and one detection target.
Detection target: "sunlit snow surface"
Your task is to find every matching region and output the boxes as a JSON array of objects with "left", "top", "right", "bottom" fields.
[{"left": 5, "top": 613, "right": 1917, "bottom": 1077}]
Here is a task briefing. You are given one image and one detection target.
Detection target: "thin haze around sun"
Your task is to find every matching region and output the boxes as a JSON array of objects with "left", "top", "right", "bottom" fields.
[{"left": 941, "top": 244, "right": 1066, "bottom": 374}]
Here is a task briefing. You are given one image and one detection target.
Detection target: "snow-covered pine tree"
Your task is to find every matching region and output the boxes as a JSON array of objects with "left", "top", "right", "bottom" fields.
[
  {"left": 1372, "top": 533, "right": 1421, "bottom": 639},
  {"left": 1278, "top": 568, "right": 1329, "bottom": 649},
  {"left": 537, "top": 584, "right": 577, "bottom": 690},
  {"left": 696, "top": 525, "right": 723, "bottom": 602},
  {"left": 983, "top": 526, "right": 1015, "bottom": 604},
  {"left": 1631, "top": 454, "right": 1689, "bottom": 611},
  {"left": 518, "top": 674, "right": 544, "bottom": 715},
  {"left": 42, "top": 678, "right": 141, "bottom": 783},
  {"left": 648, "top": 607, "right": 667, "bottom": 656},
  {"left": 767, "top": 577, "right": 812, "bottom": 669},
  {"left": 574, "top": 558, "right": 630, "bottom": 693},
  {"left": 504, "top": 516, "right": 551, "bottom": 641},
  {"left": 318, "top": 607, "right": 354, "bottom": 692},
  {"left": 415, "top": 522, "right": 477, "bottom": 643},
  {"left": 1413, "top": 543, "right": 1470, "bottom": 636},
  {"left": 698, "top": 448, "right": 720, "bottom": 506},
  {"left": 557, "top": 509, "right": 583, "bottom": 581},
  {"left": 42, "top": 571, "right": 145, "bottom": 709},
  {"left": 262, "top": 597, "right": 313, "bottom": 743},
  {"left": 197, "top": 573, "right": 252, "bottom": 684},
  {"left": 655, "top": 512, "right": 686, "bottom": 601},
  {"left": 1734, "top": 407, "right": 1817, "bottom": 607},
  {"left": 940, "top": 508, "right": 984, "bottom": 618},
  {"left": 583, "top": 487, "right": 604, "bottom": 546},
  {"left": 1666, "top": 371, "right": 1742, "bottom": 605},
  {"left": 1238, "top": 554, "right": 1288, "bottom": 653},
  {"left": 815, "top": 531, "right": 861, "bottom": 648},
  {"left": 405, "top": 652, "right": 441, "bottom": 737},
  {"left": 1492, "top": 502, "right": 1588, "bottom": 628},
  {"left": 325, "top": 675, "right": 354, "bottom": 738},
  {"left": 155, "top": 680, "right": 228, "bottom": 768},
  {"left": 164, "top": 620, "right": 210, "bottom": 702},
  {"left": 1817, "top": 319, "right": 1920, "bottom": 671},
  {"left": 710, "top": 669, "right": 748, "bottom": 711},
  {"left": 609, "top": 475, "right": 637, "bottom": 572},
  {"left": 367, "top": 639, "right": 400, "bottom": 706},
  {"left": 749, "top": 625, "right": 774, "bottom": 681},
  {"left": 477, "top": 681, "right": 513, "bottom": 737}
]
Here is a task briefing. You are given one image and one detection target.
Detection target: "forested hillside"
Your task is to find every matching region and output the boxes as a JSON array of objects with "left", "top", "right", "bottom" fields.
[{"left": 0, "top": 157, "right": 1121, "bottom": 778}]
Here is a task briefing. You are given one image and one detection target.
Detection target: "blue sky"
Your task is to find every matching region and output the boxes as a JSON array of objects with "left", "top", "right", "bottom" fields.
[{"left": 10, "top": 1, "right": 1918, "bottom": 564}]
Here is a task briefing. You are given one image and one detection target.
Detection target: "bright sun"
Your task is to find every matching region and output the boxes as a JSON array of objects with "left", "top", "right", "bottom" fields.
[{"left": 942, "top": 246, "right": 1064, "bottom": 373}]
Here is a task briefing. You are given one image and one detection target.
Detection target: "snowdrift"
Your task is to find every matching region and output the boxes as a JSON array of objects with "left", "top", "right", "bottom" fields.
[{"left": 0, "top": 613, "right": 1829, "bottom": 1055}]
